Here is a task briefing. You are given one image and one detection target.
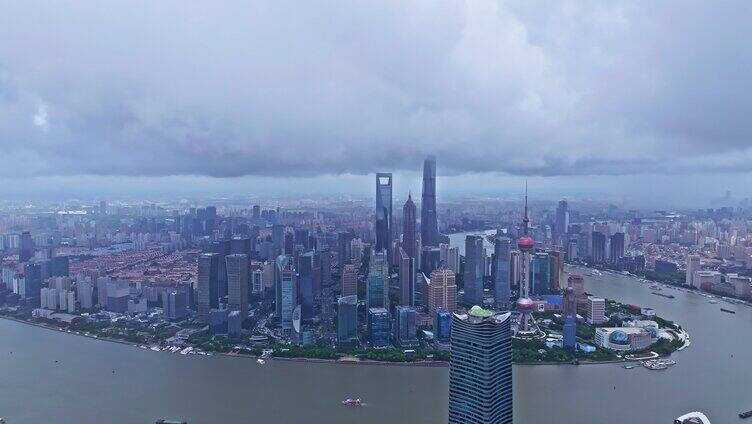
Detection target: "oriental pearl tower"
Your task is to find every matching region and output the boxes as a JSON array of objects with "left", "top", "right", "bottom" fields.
[{"left": 515, "top": 183, "right": 539, "bottom": 336}]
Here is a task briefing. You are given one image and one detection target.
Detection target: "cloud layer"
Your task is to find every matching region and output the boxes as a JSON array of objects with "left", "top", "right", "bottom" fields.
[{"left": 1, "top": 1, "right": 751, "bottom": 179}]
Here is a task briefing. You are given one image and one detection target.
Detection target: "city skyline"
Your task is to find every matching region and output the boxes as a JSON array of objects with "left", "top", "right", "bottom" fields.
[{"left": 0, "top": 2, "right": 750, "bottom": 423}]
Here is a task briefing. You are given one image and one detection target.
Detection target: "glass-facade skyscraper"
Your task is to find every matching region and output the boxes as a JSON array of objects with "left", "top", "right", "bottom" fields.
[
  {"left": 366, "top": 274, "right": 385, "bottom": 310},
  {"left": 530, "top": 252, "right": 551, "bottom": 295},
  {"left": 449, "top": 308, "right": 513, "bottom": 424},
  {"left": 337, "top": 295, "right": 358, "bottom": 346},
  {"left": 375, "top": 173, "right": 393, "bottom": 252},
  {"left": 226, "top": 253, "right": 249, "bottom": 318},
  {"left": 463, "top": 235, "right": 484, "bottom": 306},
  {"left": 367, "top": 307, "right": 390, "bottom": 348},
  {"left": 421, "top": 155, "right": 439, "bottom": 247},
  {"left": 197, "top": 253, "right": 220, "bottom": 321},
  {"left": 402, "top": 194, "right": 417, "bottom": 260},
  {"left": 493, "top": 237, "right": 511, "bottom": 309},
  {"left": 275, "top": 255, "right": 296, "bottom": 335},
  {"left": 297, "top": 251, "right": 314, "bottom": 320}
]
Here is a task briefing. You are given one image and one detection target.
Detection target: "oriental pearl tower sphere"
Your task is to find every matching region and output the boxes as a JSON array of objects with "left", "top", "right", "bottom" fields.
[{"left": 516, "top": 183, "right": 539, "bottom": 336}]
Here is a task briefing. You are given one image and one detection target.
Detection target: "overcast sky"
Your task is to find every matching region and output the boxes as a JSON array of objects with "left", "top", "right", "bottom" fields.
[{"left": 0, "top": 1, "right": 751, "bottom": 205}]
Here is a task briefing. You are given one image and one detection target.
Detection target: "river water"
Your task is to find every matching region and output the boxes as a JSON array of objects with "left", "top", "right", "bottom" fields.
[{"left": 0, "top": 234, "right": 749, "bottom": 423}]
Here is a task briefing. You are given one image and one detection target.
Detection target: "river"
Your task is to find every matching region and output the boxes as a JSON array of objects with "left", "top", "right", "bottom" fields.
[{"left": 0, "top": 236, "right": 750, "bottom": 422}]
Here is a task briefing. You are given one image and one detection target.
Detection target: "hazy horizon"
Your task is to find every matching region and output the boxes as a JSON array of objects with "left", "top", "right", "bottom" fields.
[{"left": 1, "top": 1, "right": 751, "bottom": 207}]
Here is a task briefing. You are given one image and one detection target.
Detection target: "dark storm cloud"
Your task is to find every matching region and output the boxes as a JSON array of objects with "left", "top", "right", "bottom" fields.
[{"left": 0, "top": 1, "right": 751, "bottom": 179}]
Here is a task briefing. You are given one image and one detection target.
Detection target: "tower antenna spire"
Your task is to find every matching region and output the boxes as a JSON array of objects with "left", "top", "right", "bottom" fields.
[{"left": 523, "top": 181, "right": 529, "bottom": 235}]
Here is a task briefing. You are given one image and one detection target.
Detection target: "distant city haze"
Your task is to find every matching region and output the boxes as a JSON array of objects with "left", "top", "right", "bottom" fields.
[{"left": 0, "top": 2, "right": 751, "bottom": 206}]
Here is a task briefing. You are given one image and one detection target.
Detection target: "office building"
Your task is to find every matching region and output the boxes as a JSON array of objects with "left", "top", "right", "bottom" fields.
[
  {"left": 420, "top": 246, "right": 441, "bottom": 274},
  {"left": 395, "top": 306, "right": 417, "bottom": 347},
  {"left": 211, "top": 239, "right": 231, "bottom": 298},
  {"left": 367, "top": 307, "right": 390, "bottom": 348},
  {"left": 421, "top": 155, "right": 439, "bottom": 247},
  {"left": 275, "top": 255, "right": 297, "bottom": 334},
  {"left": 341, "top": 263, "right": 357, "bottom": 298},
  {"left": 297, "top": 251, "right": 314, "bottom": 320},
  {"left": 449, "top": 307, "right": 513, "bottom": 424},
  {"left": 427, "top": 268, "right": 457, "bottom": 315},
  {"left": 209, "top": 308, "right": 228, "bottom": 335},
  {"left": 226, "top": 254, "right": 249, "bottom": 317},
  {"left": 337, "top": 295, "right": 358, "bottom": 346},
  {"left": 591, "top": 232, "right": 606, "bottom": 263},
  {"left": 492, "top": 237, "right": 511, "bottom": 309},
  {"left": 51, "top": 256, "right": 69, "bottom": 277},
  {"left": 463, "top": 235, "right": 484, "bottom": 306},
  {"left": 22, "top": 263, "right": 42, "bottom": 303},
  {"left": 402, "top": 195, "right": 418, "bottom": 260},
  {"left": 694, "top": 270, "right": 721, "bottom": 290},
  {"left": 609, "top": 232, "right": 625, "bottom": 262},
  {"left": 106, "top": 280, "right": 130, "bottom": 313},
  {"left": 686, "top": 255, "right": 701, "bottom": 287},
  {"left": 435, "top": 309, "right": 452, "bottom": 341},
  {"left": 530, "top": 252, "right": 551, "bottom": 295},
  {"left": 251, "top": 268, "right": 264, "bottom": 296},
  {"left": 367, "top": 274, "right": 386, "bottom": 310},
  {"left": 563, "top": 287, "right": 577, "bottom": 351},
  {"left": 272, "top": 224, "right": 285, "bottom": 258},
  {"left": 554, "top": 199, "right": 569, "bottom": 247},
  {"left": 165, "top": 290, "right": 188, "bottom": 321},
  {"left": 549, "top": 250, "right": 564, "bottom": 292},
  {"left": 375, "top": 173, "right": 393, "bottom": 252},
  {"left": 586, "top": 296, "right": 606, "bottom": 325},
  {"left": 228, "top": 310, "right": 242, "bottom": 339},
  {"left": 447, "top": 246, "right": 460, "bottom": 273},
  {"left": 197, "top": 253, "right": 220, "bottom": 321},
  {"left": 398, "top": 248, "right": 415, "bottom": 306},
  {"left": 19, "top": 231, "right": 34, "bottom": 262}
]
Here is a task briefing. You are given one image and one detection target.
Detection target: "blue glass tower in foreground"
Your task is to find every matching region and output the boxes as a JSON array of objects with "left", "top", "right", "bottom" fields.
[{"left": 449, "top": 307, "right": 513, "bottom": 424}]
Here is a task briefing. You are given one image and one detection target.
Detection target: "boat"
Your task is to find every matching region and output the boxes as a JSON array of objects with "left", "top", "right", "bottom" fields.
[
  {"left": 650, "top": 285, "right": 662, "bottom": 290},
  {"left": 708, "top": 300, "right": 718, "bottom": 304},
  {"left": 720, "top": 308, "right": 736, "bottom": 314},
  {"left": 257, "top": 359, "right": 266, "bottom": 365},
  {"left": 622, "top": 364, "right": 636, "bottom": 369},
  {"left": 652, "top": 292, "right": 676, "bottom": 299},
  {"left": 740, "top": 409, "right": 752, "bottom": 419},
  {"left": 341, "top": 398, "right": 363, "bottom": 406},
  {"left": 674, "top": 411, "right": 711, "bottom": 423},
  {"left": 644, "top": 358, "right": 676, "bottom": 370}
]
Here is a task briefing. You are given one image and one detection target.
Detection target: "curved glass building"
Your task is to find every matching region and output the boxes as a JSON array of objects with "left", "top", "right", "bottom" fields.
[{"left": 449, "top": 307, "right": 513, "bottom": 424}]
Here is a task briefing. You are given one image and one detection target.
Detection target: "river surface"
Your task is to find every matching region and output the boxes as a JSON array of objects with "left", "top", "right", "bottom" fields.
[{"left": 0, "top": 234, "right": 750, "bottom": 423}]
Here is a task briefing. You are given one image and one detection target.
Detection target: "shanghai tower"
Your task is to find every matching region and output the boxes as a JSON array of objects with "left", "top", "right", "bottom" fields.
[{"left": 421, "top": 155, "right": 439, "bottom": 247}]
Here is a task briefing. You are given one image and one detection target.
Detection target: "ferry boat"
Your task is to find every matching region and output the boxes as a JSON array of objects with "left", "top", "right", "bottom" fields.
[
  {"left": 740, "top": 409, "right": 752, "bottom": 419},
  {"left": 720, "top": 308, "right": 736, "bottom": 314},
  {"left": 341, "top": 398, "right": 363, "bottom": 406},
  {"left": 644, "top": 358, "right": 676, "bottom": 370},
  {"left": 652, "top": 292, "right": 676, "bottom": 299},
  {"left": 256, "top": 358, "right": 266, "bottom": 365},
  {"left": 674, "top": 411, "right": 711, "bottom": 423}
]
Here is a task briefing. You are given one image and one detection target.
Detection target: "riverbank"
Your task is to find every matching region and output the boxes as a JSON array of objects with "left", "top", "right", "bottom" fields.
[{"left": 0, "top": 310, "right": 686, "bottom": 368}]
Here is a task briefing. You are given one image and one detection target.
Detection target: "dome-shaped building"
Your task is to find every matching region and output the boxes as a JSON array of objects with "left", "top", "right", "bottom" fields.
[{"left": 609, "top": 330, "right": 630, "bottom": 346}]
